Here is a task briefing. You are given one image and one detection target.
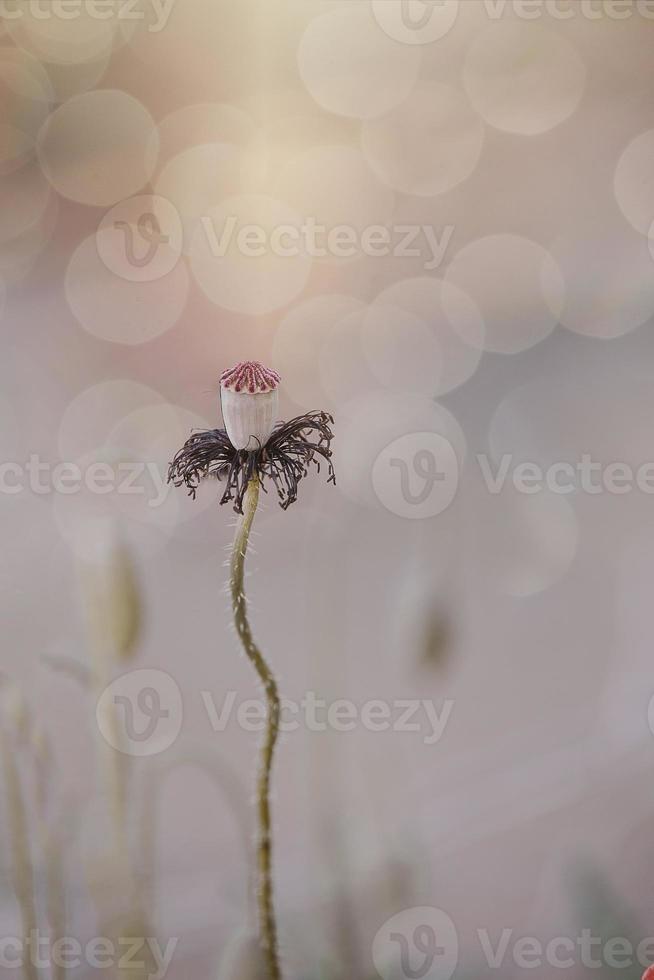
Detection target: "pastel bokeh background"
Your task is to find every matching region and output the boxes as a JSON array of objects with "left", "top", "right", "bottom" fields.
[{"left": 2, "top": 1, "right": 654, "bottom": 977}]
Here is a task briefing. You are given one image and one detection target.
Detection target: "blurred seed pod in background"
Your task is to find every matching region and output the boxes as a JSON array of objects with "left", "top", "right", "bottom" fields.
[{"left": 77, "top": 519, "right": 143, "bottom": 664}]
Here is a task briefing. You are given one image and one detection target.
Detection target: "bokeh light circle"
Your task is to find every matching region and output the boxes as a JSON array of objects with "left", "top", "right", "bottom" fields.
[
  {"left": 44, "top": 51, "right": 111, "bottom": 102},
  {"left": 463, "top": 23, "right": 586, "bottom": 135},
  {"left": 361, "top": 82, "right": 484, "bottom": 197},
  {"left": 54, "top": 387, "right": 211, "bottom": 559},
  {"left": 297, "top": 6, "right": 421, "bottom": 120},
  {"left": 336, "top": 391, "right": 466, "bottom": 511},
  {"left": 371, "top": 278, "right": 484, "bottom": 395},
  {"left": 65, "top": 233, "right": 189, "bottom": 345},
  {"left": 362, "top": 302, "right": 443, "bottom": 396},
  {"left": 275, "top": 145, "right": 395, "bottom": 259},
  {"left": 319, "top": 308, "right": 382, "bottom": 410},
  {"left": 151, "top": 103, "right": 256, "bottom": 178},
  {"left": 371, "top": 0, "right": 459, "bottom": 46},
  {"left": 444, "top": 234, "right": 564, "bottom": 354},
  {"left": 614, "top": 129, "right": 654, "bottom": 235},
  {"left": 550, "top": 219, "right": 654, "bottom": 339},
  {"left": 58, "top": 380, "right": 167, "bottom": 461},
  {"left": 272, "top": 294, "right": 365, "bottom": 409},
  {"left": 189, "top": 193, "right": 312, "bottom": 316},
  {"left": 0, "top": 192, "right": 58, "bottom": 283},
  {"left": 154, "top": 142, "right": 249, "bottom": 251},
  {"left": 0, "top": 161, "right": 51, "bottom": 245},
  {"left": 0, "top": 47, "right": 53, "bottom": 173},
  {"left": 37, "top": 89, "right": 158, "bottom": 206},
  {"left": 6, "top": 0, "right": 118, "bottom": 65},
  {"left": 96, "top": 195, "right": 183, "bottom": 284}
]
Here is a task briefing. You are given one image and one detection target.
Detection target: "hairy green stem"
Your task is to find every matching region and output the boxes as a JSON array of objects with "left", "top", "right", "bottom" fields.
[{"left": 230, "top": 477, "right": 282, "bottom": 980}]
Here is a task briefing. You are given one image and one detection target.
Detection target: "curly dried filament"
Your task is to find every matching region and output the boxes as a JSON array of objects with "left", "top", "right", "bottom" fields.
[{"left": 229, "top": 476, "right": 282, "bottom": 980}]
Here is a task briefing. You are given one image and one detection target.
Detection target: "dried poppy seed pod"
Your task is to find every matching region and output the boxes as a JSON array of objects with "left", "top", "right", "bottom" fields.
[{"left": 220, "top": 361, "right": 280, "bottom": 452}]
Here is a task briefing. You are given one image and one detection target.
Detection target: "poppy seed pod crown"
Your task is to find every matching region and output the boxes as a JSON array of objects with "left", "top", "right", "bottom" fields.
[
  {"left": 169, "top": 359, "right": 335, "bottom": 513},
  {"left": 220, "top": 361, "right": 281, "bottom": 451}
]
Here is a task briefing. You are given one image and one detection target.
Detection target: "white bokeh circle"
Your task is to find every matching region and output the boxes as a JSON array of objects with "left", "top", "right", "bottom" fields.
[
  {"left": 58, "top": 380, "right": 167, "bottom": 461},
  {"left": 319, "top": 309, "right": 381, "bottom": 410},
  {"left": 0, "top": 193, "right": 58, "bottom": 283},
  {"left": 550, "top": 221, "right": 654, "bottom": 339},
  {"left": 371, "top": 278, "right": 484, "bottom": 395},
  {"left": 154, "top": 142, "right": 249, "bottom": 251},
  {"left": 151, "top": 103, "right": 256, "bottom": 178},
  {"left": 362, "top": 301, "right": 443, "bottom": 396},
  {"left": 38, "top": 89, "right": 158, "bottom": 206},
  {"left": 0, "top": 161, "right": 51, "bottom": 245},
  {"left": 189, "top": 193, "right": 312, "bottom": 316},
  {"left": 272, "top": 293, "right": 365, "bottom": 409},
  {"left": 362, "top": 82, "right": 484, "bottom": 197},
  {"left": 6, "top": 0, "right": 119, "bottom": 65},
  {"left": 463, "top": 23, "right": 586, "bottom": 135},
  {"left": 372, "top": 431, "right": 459, "bottom": 520},
  {"left": 96, "top": 195, "right": 183, "bottom": 284},
  {"left": 336, "top": 390, "right": 466, "bottom": 512},
  {"left": 0, "top": 47, "right": 53, "bottom": 174},
  {"left": 43, "top": 51, "right": 112, "bottom": 103},
  {"left": 444, "top": 235, "right": 564, "bottom": 354},
  {"left": 275, "top": 145, "right": 395, "bottom": 260},
  {"left": 66, "top": 233, "right": 189, "bottom": 345},
  {"left": 297, "top": 5, "right": 421, "bottom": 120},
  {"left": 54, "top": 392, "right": 211, "bottom": 560},
  {"left": 614, "top": 129, "right": 654, "bottom": 236},
  {"left": 371, "top": 1, "right": 459, "bottom": 46}
]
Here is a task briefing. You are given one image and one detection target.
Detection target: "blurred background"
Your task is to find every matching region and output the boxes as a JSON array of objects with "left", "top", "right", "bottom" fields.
[{"left": 2, "top": 0, "right": 654, "bottom": 977}]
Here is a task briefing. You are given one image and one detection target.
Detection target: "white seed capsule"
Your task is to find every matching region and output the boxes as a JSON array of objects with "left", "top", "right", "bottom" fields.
[{"left": 219, "top": 361, "right": 281, "bottom": 452}]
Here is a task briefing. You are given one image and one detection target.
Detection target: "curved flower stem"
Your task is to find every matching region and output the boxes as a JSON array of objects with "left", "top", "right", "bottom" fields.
[{"left": 230, "top": 476, "right": 282, "bottom": 980}]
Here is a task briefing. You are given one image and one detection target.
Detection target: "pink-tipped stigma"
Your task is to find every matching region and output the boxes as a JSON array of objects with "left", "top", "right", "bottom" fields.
[{"left": 220, "top": 361, "right": 281, "bottom": 395}]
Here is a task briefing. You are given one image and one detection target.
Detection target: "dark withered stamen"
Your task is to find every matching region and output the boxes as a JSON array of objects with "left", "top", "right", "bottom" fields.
[{"left": 167, "top": 411, "right": 335, "bottom": 514}]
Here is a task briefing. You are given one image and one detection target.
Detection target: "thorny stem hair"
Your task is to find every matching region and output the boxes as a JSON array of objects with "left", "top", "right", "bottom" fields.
[
  {"left": 167, "top": 411, "right": 335, "bottom": 514},
  {"left": 230, "top": 476, "right": 282, "bottom": 980}
]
